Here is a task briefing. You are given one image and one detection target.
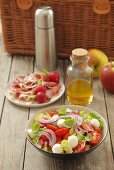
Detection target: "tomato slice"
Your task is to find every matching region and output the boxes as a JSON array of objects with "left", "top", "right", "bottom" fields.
[
  {"left": 93, "top": 126, "right": 101, "bottom": 133},
  {"left": 63, "top": 131, "right": 69, "bottom": 140},
  {"left": 74, "top": 141, "right": 86, "bottom": 153},
  {"left": 89, "top": 132, "right": 103, "bottom": 146},
  {"left": 49, "top": 110, "right": 58, "bottom": 117},
  {"left": 81, "top": 122, "right": 94, "bottom": 132},
  {"left": 41, "top": 135, "right": 48, "bottom": 142},
  {"left": 71, "top": 111, "right": 79, "bottom": 115},
  {"left": 55, "top": 128, "right": 69, "bottom": 137},
  {"left": 46, "top": 124, "right": 58, "bottom": 131}
]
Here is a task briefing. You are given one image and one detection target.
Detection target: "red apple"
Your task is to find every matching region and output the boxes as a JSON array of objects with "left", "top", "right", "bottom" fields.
[{"left": 99, "top": 62, "right": 114, "bottom": 93}]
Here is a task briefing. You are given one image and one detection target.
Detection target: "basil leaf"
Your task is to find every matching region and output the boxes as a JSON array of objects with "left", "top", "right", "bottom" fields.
[
  {"left": 85, "top": 134, "right": 91, "bottom": 141},
  {"left": 77, "top": 134, "right": 85, "bottom": 142},
  {"left": 64, "top": 118, "right": 75, "bottom": 128},
  {"left": 58, "top": 106, "right": 67, "bottom": 115}
]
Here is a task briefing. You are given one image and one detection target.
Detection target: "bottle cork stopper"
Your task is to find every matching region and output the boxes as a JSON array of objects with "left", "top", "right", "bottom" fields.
[{"left": 72, "top": 48, "right": 88, "bottom": 57}]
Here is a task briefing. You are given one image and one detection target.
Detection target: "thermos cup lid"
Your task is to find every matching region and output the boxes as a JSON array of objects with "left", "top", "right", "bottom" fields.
[{"left": 35, "top": 6, "right": 54, "bottom": 29}]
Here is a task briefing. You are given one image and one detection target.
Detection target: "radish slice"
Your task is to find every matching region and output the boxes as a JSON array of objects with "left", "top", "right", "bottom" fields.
[{"left": 38, "top": 115, "right": 59, "bottom": 124}]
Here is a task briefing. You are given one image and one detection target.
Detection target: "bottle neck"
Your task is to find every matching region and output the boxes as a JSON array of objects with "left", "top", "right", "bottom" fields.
[{"left": 70, "top": 55, "right": 89, "bottom": 68}]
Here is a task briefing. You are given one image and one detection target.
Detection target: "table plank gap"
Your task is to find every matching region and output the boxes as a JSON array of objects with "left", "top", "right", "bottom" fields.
[
  {"left": 0, "top": 56, "right": 34, "bottom": 170},
  {"left": 103, "top": 88, "right": 114, "bottom": 157},
  {"left": 24, "top": 60, "right": 65, "bottom": 170}
]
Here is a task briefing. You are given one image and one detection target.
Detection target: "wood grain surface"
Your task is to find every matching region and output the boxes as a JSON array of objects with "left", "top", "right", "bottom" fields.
[{"left": 0, "top": 51, "right": 114, "bottom": 169}]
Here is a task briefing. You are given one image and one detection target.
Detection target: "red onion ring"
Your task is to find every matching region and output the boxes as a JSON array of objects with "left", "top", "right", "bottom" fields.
[
  {"left": 38, "top": 115, "right": 59, "bottom": 124},
  {"left": 40, "top": 129, "right": 56, "bottom": 147},
  {"left": 45, "top": 129, "right": 56, "bottom": 147}
]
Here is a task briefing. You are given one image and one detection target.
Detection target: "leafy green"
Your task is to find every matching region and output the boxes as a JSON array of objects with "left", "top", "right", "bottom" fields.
[
  {"left": 58, "top": 107, "right": 67, "bottom": 115},
  {"left": 42, "top": 69, "right": 49, "bottom": 75},
  {"left": 64, "top": 118, "right": 75, "bottom": 128},
  {"left": 77, "top": 134, "right": 85, "bottom": 142},
  {"left": 85, "top": 134, "right": 91, "bottom": 141},
  {"left": 84, "top": 112, "right": 104, "bottom": 129},
  {"left": 79, "top": 110, "right": 85, "bottom": 117},
  {"left": 32, "top": 122, "right": 40, "bottom": 132},
  {"left": 28, "top": 95, "right": 36, "bottom": 100},
  {"left": 33, "top": 138, "right": 39, "bottom": 145}
]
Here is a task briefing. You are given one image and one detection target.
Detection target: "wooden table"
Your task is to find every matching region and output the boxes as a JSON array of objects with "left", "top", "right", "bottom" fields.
[{"left": 0, "top": 33, "right": 114, "bottom": 170}]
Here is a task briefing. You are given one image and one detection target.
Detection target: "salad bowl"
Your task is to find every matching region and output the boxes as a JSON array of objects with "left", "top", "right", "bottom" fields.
[{"left": 25, "top": 105, "right": 108, "bottom": 159}]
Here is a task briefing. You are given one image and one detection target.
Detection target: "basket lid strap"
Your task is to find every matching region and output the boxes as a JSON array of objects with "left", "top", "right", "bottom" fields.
[
  {"left": 93, "top": 0, "right": 111, "bottom": 14},
  {"left": 16, "top": 0, "right": 33, "bottom": 10}
]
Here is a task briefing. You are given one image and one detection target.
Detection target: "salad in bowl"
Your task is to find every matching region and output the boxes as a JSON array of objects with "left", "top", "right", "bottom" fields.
[{"left": 25, "top": 105, "right": 107, "bottom": 158}]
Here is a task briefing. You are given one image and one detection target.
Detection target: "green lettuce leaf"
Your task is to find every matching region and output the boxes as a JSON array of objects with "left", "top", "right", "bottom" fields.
[
  {"left": 58, "top": 107, "right": 67, "bottom": 115},
  {"left": 32, "top": 122, "right": 40, "bottom": 132},
  {"left": 64, "top": 118, "right": 75, "bottom": 128}
]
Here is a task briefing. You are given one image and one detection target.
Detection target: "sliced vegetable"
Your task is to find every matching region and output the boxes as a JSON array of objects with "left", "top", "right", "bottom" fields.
[
  {"left": 89, "top": 132, "right": 102, "bottom": 146},
  {"left": 74, "top": 141, "right": 86, "bottom": 153},
  {"left": 46, "top": 124, "right": 59, "bottom": 132},
  {"left": 58, "top": 107, "right": 67, "bottom": 115},
  {"left": 55, "top": 128, "right": 69, "bottom": 137},
  {"left": 38, "top": 115, "right": 59, "bottom": 124},
  {"left": 64, "top": 118, "right": 75, "bottom": 128},
  {"left": 81, "top": 121, "right": 94, "bottom": 132},
  {"left": 32, "top": 122, "right": 40, "bottom": 132},
  {"left": 61, "top": 140, "right": 73, "bottom": 153}
]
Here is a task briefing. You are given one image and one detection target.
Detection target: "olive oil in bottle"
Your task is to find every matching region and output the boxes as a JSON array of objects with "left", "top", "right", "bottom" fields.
[{"left": 67, "top": 48, "right": 93, "bottom": 105}]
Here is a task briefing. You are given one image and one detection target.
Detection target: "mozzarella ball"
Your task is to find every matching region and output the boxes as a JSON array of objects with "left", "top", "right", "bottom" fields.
[
  {"left": 52, "top": 144, "right": 63, "bottom": 153},
  {"left": 27, "top": 129, "right": 35, "bottom": 139},
  {"left": 68, "top": 135, "right": 78, "bottom": 149},
  {"left": 57, "top": 119, "right": 65, "bottom": 128},
  {"left": 90, "top": 118, "right": 100, "bottom": 128}
]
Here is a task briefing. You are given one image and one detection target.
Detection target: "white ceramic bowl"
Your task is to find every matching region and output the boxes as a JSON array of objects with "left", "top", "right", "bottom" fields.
[{"left": 25, "top": 105, "right": 108, "bottom": 158}]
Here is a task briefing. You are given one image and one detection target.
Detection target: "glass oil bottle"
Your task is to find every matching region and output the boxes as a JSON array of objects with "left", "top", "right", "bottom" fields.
[{"left": 67, "top": 48, "right": 93, "bottom": 105}]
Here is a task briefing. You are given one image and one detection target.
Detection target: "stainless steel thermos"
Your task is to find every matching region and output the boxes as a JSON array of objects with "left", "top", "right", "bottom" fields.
[{"left": 35, "top": 6, "right": 57, "bottom": 71}]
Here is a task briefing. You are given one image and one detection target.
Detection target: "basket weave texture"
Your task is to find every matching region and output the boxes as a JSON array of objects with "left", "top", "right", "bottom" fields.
[{"left": 0, "top": 0, "right": 114, "bottom": 60}]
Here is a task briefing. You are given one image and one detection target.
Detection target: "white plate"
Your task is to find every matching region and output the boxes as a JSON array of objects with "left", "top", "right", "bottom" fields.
[{"left": 5, "top": 81, "right": 65, "bottom": 108}]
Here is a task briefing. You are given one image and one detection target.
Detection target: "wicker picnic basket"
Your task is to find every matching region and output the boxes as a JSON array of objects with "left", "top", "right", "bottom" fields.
[{"left": 0, "top": 0, "right": 114, "bottom": 60}]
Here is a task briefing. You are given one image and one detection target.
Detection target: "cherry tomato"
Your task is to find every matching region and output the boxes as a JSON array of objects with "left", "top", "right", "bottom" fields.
[
  {"left": 55, "top": 128, "right": 69, "bottom": 137},
  {"left": 48, "top": 72, "right": 60, "bottom": 83},
  {"left": 46, "top": 124, "right": 59, "bottom": 131},
  {"left": 74, "top": 141, "right": 86, "bottom": 153},
  {"left": 89, "top": 132, "right": 103, "bottom": 146},
  {"left": 49, "top": 110, "right": 58, "bottom": 117},
  {"left": 33, "top": 85, "right": 46, "bottom": 95},
  {"left": 36, "top": 92, "right": 45, "bottom": 103},
  {"left": 93, "top": 126, "right": 101, "bottom": 133},
  {"left": 81, "top": 121, "right": 94, "bottom": 132}
]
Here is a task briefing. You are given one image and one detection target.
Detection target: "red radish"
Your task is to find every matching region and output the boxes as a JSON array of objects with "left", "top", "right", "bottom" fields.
[
  {"left": 33, "top": 85, "right": 46, "bottom": 95},
  {"left": 48, "top": 72, "right": 60, "bottom": 83},
  {"left": 36, "top": 92, "right": 45, "bottom": 103}
]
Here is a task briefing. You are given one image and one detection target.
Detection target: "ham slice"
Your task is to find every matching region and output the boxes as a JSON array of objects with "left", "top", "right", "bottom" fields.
[{"left": 8, "top": 72, "right": 61, "bottom": 103}]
